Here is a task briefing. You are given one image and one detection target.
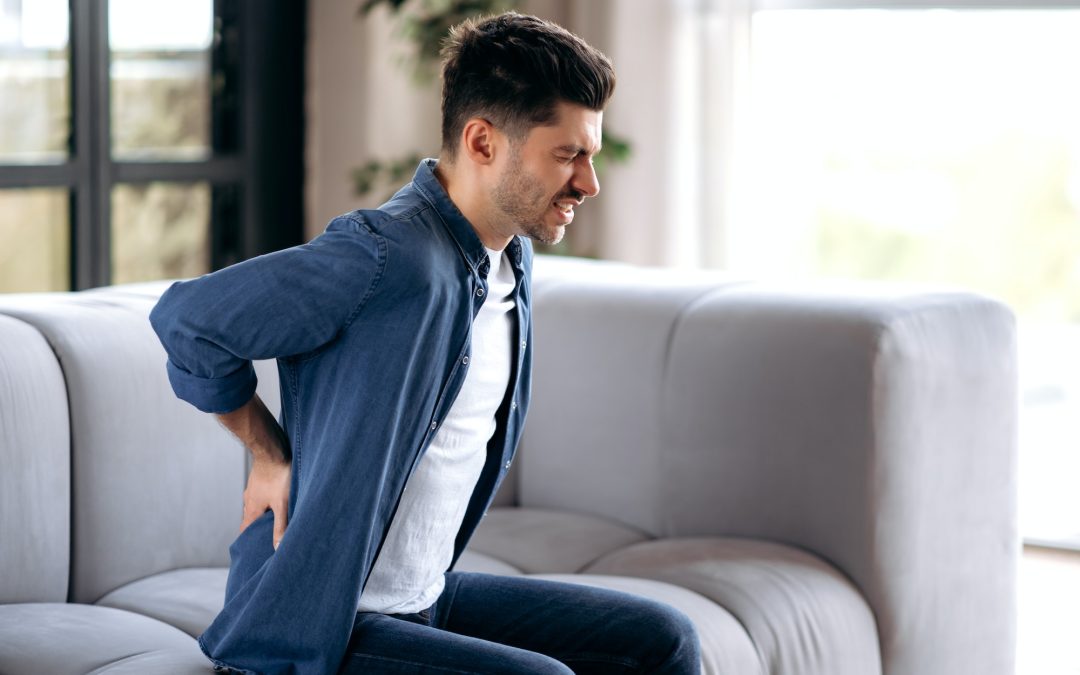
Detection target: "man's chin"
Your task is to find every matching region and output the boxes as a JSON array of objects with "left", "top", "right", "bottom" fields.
[{"left": 526, "top": 224, "right": 566, "bottom": 246}]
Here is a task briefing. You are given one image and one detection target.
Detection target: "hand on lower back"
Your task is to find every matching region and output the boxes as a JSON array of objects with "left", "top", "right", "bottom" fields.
[
  {"left": 216, "top": 392, "right": 293, "bottom": 550},
  {"left": 241, "top": 454, "right": 291, "bottom": 549}
]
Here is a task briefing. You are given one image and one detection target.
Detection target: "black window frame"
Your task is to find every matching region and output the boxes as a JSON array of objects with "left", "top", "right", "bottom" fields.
[{"left": 0, "top": 0, "right": 305, "bottom": 290}]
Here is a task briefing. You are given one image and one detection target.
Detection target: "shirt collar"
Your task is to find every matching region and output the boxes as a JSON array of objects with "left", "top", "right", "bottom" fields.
[{"left": 411, "top": 158, "right": 524, "bottom": 272}]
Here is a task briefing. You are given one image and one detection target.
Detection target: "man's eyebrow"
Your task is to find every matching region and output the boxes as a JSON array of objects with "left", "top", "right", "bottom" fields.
[{"left": 556, "top": 144, "right": 602, "bottom": 156}]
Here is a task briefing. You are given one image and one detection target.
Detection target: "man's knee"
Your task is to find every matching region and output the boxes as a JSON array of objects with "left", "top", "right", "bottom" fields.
[
  {"left": 511, "top": 652, "right": 575, "bottom": 675},
  {"left": 639, "top": 601, "right": 702, "bottom": 674}
]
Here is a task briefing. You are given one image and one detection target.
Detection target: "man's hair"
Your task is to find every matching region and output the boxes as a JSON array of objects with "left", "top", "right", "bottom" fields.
[{"left": 439, "top": 12, "right": 615, "bottom": 160}]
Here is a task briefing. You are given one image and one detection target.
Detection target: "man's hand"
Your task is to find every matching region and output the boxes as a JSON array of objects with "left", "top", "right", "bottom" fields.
[
  {"left": 216, "top": 393, "right": 292, "bottom": 550},
  {"left": 242, "top": 454, "right": 291, "bottom": 549}
]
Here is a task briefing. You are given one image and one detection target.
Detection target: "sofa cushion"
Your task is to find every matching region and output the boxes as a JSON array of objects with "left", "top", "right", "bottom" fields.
[
  {"left": 0, "top": 291, "right": 280, "bottom": 604},
  {"left": 454, "top": 550, "right": 525, "bottom": 576},
  {"left": 464, "top": 507, "right": 650, "bottom": 573},
  {"left": 583, "top": 537, "right": 881, "bottom": 675},
  {"left": 527, "top": 572, "right": 762, "bottom": 675},
  {"left": 96, "top": 567, "right": 227, "bottom": 638},
  {"left": 0, "top": 603, "right": 211, "bottom": 674},
  {"left": 0, "top": 315, "right": 70, "bottom": 603}
]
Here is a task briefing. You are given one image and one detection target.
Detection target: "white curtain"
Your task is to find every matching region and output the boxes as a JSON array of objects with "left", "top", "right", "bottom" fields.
[{"left": 539, "top": 0, "right": 753, "bottom": 268}]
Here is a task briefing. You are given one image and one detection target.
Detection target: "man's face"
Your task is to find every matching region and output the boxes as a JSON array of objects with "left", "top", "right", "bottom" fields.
[{"left": 490, "top": 102, "right": 603, "bottom": 245}]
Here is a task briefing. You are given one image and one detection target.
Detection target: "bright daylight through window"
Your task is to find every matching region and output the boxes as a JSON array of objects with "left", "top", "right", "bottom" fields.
[{"left": 733, "top": 8, "right": 1080, "bottom": 547}]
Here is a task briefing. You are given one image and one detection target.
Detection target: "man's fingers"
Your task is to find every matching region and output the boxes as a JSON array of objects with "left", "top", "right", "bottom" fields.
[
  {"left": 238, "top": 511, "right": 256, "bottom": 535},
  {"left": 272, "top": 506, "right": 288, "bottom": 550}
]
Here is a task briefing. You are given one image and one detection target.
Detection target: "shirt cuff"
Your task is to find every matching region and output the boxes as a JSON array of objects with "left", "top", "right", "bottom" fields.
[{"left": 166, "top": 359, "right": 258, "bottom": 414}]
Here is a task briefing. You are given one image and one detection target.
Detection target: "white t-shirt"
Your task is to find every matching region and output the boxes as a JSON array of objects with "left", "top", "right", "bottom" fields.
[{"left": 357, "top": 247, "right": 517, "bottom": 614}]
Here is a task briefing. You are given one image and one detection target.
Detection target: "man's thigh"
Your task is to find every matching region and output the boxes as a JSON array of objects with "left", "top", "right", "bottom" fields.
[
  {"left": 342, "top": 610, "right": 572, "bottom": 674},
  {"left": 435, "top": 571, "right": 701, "bottom": 675}
]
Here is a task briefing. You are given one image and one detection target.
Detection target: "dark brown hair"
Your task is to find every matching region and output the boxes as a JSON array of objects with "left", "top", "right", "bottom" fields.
[{"left": 439, "top": 12, "right": 615, "bottom": 160}]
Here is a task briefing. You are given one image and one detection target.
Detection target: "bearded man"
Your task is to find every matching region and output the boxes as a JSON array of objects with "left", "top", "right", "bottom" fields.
[{"left": 151, "top": 12, "right": 702, "bottom": 674}]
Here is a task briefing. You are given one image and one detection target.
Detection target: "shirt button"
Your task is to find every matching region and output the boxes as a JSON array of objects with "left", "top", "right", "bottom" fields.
[
  {"left": 511, "top": 401, "right": 517, "bottom": 410},
  {"left": 462, "top": 356, "right": 469, "bottom": 365},
  {"left": 476, "top": 287, "right": 485, "bottom": 297},
  {"left": 521, "top": 340, "right": 527, "bottom": 349},
  {"left": 430, "top": 420, "right": 437, "bottom": 430},
  {"left": 504, "top": 461, "right": 512, "bottom": 469}
]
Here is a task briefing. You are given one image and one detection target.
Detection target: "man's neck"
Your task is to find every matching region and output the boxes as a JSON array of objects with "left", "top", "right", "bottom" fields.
[{"left": 433, "top": 159, "right": 513, "bottom": 252}]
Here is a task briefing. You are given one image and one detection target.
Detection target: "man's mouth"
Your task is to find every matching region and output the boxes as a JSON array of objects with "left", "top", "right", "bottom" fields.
[{"left": 552, "top": 198, "right": 580, "bottom": 219}]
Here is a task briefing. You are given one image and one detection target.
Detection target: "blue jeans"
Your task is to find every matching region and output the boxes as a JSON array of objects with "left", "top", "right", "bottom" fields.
[{"left": 340, "top": 571, "right": 702, "bottom": 674}]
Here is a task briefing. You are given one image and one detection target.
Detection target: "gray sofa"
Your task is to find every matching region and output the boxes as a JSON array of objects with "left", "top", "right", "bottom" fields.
[{"left": 0, "top": 254, "right": 1018, "bottom": 674}]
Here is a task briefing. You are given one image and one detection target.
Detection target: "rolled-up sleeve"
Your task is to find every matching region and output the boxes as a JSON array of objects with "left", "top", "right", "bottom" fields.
[{"left": 149, "top": 215, "right": 384, "bottom": 413}]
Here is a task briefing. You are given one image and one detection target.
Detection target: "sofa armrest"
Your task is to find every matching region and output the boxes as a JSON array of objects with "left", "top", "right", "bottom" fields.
[{"left": 660, "top": 283, "right": 1018, "bottom": 675}]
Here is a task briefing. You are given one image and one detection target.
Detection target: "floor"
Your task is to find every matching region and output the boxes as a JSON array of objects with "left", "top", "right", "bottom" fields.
[{"left": 1017, "top": 545, "right": 1080, "bottom": 674}]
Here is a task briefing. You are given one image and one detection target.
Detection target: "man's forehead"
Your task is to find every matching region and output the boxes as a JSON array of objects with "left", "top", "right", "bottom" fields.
[{"left": 534, "top": 106, "right": 603, "bottom": 151}]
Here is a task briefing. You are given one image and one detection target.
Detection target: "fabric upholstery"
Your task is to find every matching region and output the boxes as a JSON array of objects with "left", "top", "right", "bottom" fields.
[
  {"left": 516, "top": 268, "right": 1018, "bottom": 675},
  {"left": 96, "top": 567, "right": 228, "bottom": 638},
  {"left": 0, "top": 603, "right": 211, "bottom": 674},
  {"left": 526, "top": 573, "right": 762, "bottom": 675},
  {"left": 0, "top": 315, "right": 70, "bottom": 604},
  {"left": 519, "top": 274, "right": 742, "bottom": 534},
  {"left": 0, "top": 292, "right": 280, "bottom": 604},
  {"left": 583, "top": 537, "right": 881, "bottom": 675},
  {"left": 0, "top": 262, "right": 1018, "bottom": 675},
  {"left": 655, "top": 284, "right": 1018, "bottom": 675},
  {"left": 463, "top": 507, "right": 650, "bottom": 574},
  {"left": 453, "top": 550, "right": 525, "bottom": 576}
]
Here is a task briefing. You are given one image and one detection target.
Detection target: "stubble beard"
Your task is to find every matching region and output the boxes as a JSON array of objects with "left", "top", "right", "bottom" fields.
[{"left": 491, "top": 153, "right": 566, "bottom": 246}]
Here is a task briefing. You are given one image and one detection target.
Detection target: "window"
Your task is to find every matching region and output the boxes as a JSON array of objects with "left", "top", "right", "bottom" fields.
[
  {"left": 737, "top": 6, "right": 1080, "bottom": 550},
  {"left": 0, "top": 0, "right": 305, "bottom": 291},
  {"left": 693, "top": 0, "right": 1080, "bottom": 551}
]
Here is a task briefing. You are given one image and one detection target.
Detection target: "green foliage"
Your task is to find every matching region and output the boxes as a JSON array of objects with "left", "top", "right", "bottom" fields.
[
  {"left": 359, "top": 0, "right": 514, "bottom": 82},
  {"left": 814, "top": 132, "right": 1080, "bottom": 323},
  {"left": 351, "top": 153, "right": 425, "bottom": 202}
]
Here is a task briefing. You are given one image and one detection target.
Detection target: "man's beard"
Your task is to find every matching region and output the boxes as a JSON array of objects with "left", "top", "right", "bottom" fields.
[{"left": 491, "top": 153, "right": 577, "bottom": 246}]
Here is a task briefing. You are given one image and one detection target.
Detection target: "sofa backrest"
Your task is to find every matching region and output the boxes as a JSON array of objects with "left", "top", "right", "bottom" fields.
[
  {"left": 519, "top": 257, "right": 1016, "bottom": 583},
  {"left": 0, "top": 285, "right": 280, "bottom": 604},
  {"left": 0, "top": 314, "right": 71, "bottom": 604},
  {"left": 516, "top": 256, "right": 744, "bottom": 534}
]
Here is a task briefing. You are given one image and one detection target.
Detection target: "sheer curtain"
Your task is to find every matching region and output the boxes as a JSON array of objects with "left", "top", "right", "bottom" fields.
[{"left": 547, "top": 0, "right": 751, "bottom": 268}]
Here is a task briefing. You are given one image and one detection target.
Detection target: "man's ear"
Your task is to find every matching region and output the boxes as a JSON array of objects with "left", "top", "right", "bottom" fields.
[{"left": 460, "top": 118, "right": 500, "bottom": 166}]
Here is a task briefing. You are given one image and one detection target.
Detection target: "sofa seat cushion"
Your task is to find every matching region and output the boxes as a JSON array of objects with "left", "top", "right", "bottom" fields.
[
  {"left": 583, "top": 537, "right": 882, "bottom": 675},
  {"left": 96, "top": 567, "right": 227, "bottom": 638},
  {"left": 0, "top": 603, "right": 212, "bottom": 674},
  {"left": 453, "top": 549, "right": 525, "bottom": 576},
  {"left": 465, "top": 506, "right": 650, "bottom": 573},
  {"left": 528, "top": 572, "right": 762, "bottom": 675}
]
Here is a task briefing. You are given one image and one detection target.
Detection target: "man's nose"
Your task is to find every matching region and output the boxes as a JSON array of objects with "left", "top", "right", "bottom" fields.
[{"left": 572, "top": 159, "right": 600, "bottom": 198}]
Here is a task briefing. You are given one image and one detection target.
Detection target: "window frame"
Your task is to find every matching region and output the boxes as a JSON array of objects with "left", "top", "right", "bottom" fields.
[{"left": 0, "top": 0, "right": 305, "bottom": 290}]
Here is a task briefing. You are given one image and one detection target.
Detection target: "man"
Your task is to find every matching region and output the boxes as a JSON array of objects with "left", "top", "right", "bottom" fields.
[{"left": 151, "top": 12, "right": 701, "bottom": 675}]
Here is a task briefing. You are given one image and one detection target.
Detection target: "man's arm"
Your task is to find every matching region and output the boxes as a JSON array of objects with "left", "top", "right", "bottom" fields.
[
  {"left": 148, "top": 217, "right": 383, "bottom": 542},
  {"left": 149, "top": 216, "right": 383, "bottom": 415},
  {"left": 217, "top": 393, "right": 291, "bottom": 548}
]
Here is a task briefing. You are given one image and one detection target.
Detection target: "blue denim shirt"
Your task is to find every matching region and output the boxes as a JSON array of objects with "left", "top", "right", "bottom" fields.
[{"left": 150, "top": 159, "right": 534, "bottom": 675}]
